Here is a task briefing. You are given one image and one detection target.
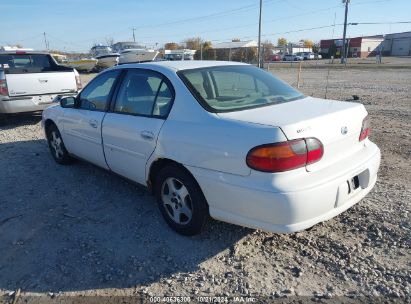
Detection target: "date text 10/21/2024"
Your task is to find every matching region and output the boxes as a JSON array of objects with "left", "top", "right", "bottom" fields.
[{"left": 149, "top": 296, "right": 257, "bottom": 303}]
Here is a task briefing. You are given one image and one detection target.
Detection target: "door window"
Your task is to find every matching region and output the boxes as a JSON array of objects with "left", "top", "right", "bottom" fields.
[
  {"left": 114, "top": 69, "right": 173, "bottom": 117},
  {"left": 79, "top": 70, "right": 120, "bottom": 111}
]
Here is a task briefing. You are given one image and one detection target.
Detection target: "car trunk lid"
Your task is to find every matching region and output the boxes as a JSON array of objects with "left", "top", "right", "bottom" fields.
[{"left": 217, "top": 96, "right": 368, "bottom": 172}]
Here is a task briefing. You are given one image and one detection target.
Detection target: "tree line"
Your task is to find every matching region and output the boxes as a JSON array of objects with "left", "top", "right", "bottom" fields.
[{"left": 163, "top": 37, "right": 318, "bottom": 62}]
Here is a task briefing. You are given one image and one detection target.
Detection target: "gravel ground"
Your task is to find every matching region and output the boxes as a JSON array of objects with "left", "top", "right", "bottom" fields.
[{"left": 0, "top": 67, "right": 410, "bottom": 303}]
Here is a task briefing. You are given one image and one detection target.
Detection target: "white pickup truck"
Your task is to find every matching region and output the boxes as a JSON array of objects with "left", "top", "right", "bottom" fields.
[{"left": 0, "top": 51, "right": 82, "bottom": 114}]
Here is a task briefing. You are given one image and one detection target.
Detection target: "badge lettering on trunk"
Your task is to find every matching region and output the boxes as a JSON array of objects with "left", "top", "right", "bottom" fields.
[
  {"left": 341, "top": 126, "right": 348, "bottom": 135},
  {"left": 296, "top": 126, "right": 312, "bottom": 133}
]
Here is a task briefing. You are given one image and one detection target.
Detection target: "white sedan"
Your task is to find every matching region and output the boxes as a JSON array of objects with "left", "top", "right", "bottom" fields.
[
  {"left": 283, "top": 54, "right": 303, "bottom": 61},
  {"left": 42, "top": 61, "right": 380, "bottom": 235}
]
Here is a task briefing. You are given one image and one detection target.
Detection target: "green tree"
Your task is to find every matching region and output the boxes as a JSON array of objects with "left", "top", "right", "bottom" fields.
[
  {"left": 202, "top": 41, "right": 212, "bottom": 50},
  {"left": 184, "top": 37, "right": 202, "bottom": 50},
  {"left": 262, "top": 40, "right": 274, "bottom": 61},
  {"left": 277, "top": 37, "right": 287, "bottom": 46},
  {"left": 164, "top": 42, "right": 180, "bottom": 50},
  {"left": 232, "top": 47, "right": 257, "bottom": 63},
  {"left": 302, "top": 39, "right": 314, "bottom": 48}
]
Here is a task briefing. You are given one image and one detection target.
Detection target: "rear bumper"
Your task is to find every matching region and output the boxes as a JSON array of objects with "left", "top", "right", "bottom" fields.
[
  {"left": 0, "top": 95, "right": 57, "bottom": 114},
  {"left": 188, "top": 140, "right": 381, "bottom": 233}
]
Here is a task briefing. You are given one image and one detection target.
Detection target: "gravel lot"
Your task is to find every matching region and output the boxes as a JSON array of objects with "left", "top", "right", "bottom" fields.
[{"left": 0, "top": 66, "right": 410, "bottom": 303}]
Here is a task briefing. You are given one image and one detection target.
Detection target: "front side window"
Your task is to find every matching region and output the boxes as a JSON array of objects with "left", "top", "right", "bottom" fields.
[
  {"left": 114, "top": 69, "right": 173, "bottom": 117},
  {"left": 79, "top": 70, "right": 120, "bottom": 111},
  {"left": 178, "top": 65, "right": 304, "bottom": 112}
]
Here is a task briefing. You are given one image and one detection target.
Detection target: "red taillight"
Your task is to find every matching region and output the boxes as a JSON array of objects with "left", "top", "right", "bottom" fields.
[
  {"left": 0, "top": 79, "right": 8, "bottom": 96},
  {"left": 246, "top": 138, "right": 323, "bottom": 172},
  {"left": 359, "top": 116, "right": 370, "bottom": 141}
]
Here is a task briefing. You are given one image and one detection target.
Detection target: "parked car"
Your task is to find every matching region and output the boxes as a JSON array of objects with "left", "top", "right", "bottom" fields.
[
  {"left": 302, "top": 52, "right": 315, "bottom": 60},
  {"left": 283, "top": 54, "right": 303, "bottom": 61},
  {"left": 42, "top": 61, "right": 380, "bottom": 235},
  {"left": 0, "top": 51, "right": 81, "bottom": 114},
  {"left": 314, "top": 53, "right": 323, "bottom": 60},
  {"left": 268, "top": 54, "right": 282, "bottom": 61}
]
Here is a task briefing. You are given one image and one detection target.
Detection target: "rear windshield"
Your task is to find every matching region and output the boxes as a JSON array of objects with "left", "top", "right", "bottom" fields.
[
  {"left": 0, "top": 54, "right": 69, "bottom": 74},
  {"left": 178, "top": 65, "right": 304, "bottom": 112}
]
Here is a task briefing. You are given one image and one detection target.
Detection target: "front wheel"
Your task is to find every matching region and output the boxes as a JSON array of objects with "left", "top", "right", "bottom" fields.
[
  {"left": 154, "top": 165, "right": 208, "bottom": 236},
  {"left": 46, "top": 123, "right": 72, "bottom": 165}
]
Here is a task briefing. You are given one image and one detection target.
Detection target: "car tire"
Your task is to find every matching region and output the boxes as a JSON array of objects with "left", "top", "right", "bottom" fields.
[
  {"left": 154, "top": 164, "right": 209, "bottom": 236},
  {"left": 46, "top": 123, "right": 73, "bottom": 165}
]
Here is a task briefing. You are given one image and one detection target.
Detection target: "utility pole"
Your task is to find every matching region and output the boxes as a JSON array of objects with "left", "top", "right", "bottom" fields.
[
  {"left": 341, "top": 0, "right": 350, "bottom": 64},
  {"left": 257, "top": 0, "right": 262, "bottom": 68},
  {"left": 132, "top": 28, "right": 136, "bottom": 42},
  {"left": 43, "top": 32, "right": 49, "bottom": 51},
  {"left": 197, "top": 37, "right": 203, "bottom": 60}
]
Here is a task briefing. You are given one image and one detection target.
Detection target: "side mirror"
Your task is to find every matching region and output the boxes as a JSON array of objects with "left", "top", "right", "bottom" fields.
[{"left": 60, "top": 96, "right": 76, "bottom": 108}]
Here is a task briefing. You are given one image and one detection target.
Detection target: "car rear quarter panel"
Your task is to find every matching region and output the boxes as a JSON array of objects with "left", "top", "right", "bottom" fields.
[{"left": 148, "top": 69, "right": 288, "bottom": 177}]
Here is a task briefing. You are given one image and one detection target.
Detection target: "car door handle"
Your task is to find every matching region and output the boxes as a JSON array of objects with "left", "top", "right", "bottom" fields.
[
  {"left": 89, "top": 119, "right": 98, "bottom": 128},
  {"left": 140, "top": 130, "right": 154, "bottom": 140}
]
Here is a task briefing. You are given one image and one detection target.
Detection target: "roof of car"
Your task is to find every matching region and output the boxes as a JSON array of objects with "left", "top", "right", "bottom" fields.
[{"left": 117, "top": 60, "right": 249, "bottom": 71}]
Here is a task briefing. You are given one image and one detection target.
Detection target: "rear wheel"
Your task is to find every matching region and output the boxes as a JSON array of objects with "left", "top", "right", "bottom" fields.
[
  {"left": 154, "top": 165, "right": 208, "bottom": 236},
  {"left": 46, "top": 123, "right": 72, "bottom": 165}
]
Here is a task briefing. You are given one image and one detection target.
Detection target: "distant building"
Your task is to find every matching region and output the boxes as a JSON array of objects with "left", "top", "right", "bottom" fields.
[
  {"left": 383, "top": 31, "right": 411, "bottom": 56},
  {"left": 288, "top": 44, "right": 312, "bottom": 55},
  {"left": 320, "top": 35, "right": 384, "bottom": 58},
  {"left": 212, "top": 40, "right": 258, "bottom": 49},
  {"left": 272, "top": 44, "right": 312, "bottom": 55},
  {"left": 211, "top": 40, "right": 258, "bottom": 62}
]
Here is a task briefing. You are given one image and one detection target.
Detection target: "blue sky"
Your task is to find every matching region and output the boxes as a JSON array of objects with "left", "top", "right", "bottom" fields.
[{"left": 0, "top": 0, "right": 410, "bottom": 52}]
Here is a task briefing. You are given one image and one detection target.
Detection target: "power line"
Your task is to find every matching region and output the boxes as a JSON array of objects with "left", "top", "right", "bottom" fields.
[
  {"left": 30, "top": 18, "right": 410, "bottom": 52},
  {"left": 350, "top": 21, "right": 411, "bottom": 25},
  {"left": 134, "top": 3, "right": 344, "bottom": 41},
  {"left": 71, "top": 0, "right": 283, "bottom": 45},
  {"left": 205, "top": 19, "right": 405, "bottom": 44},
  {"left": 50, "top": 0, "right": 286, "bottom": 43},
  {"left": 45, "top": 19, "right": 410, "bottom": 52},
  {"left": 125, "top": 0, "right": 393, "bottom": 42},
  {"left": 133, "top": 0, "right": 283, "bottom": 30},
  {"left": 8, "top": 0, "right": 399, "bottom": 52}
]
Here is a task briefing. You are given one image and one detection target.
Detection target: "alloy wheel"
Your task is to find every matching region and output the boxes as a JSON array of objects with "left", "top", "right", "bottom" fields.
[
  {"left": 50, "top": 131, "right": 64, "bottom": 160},
  {"left": 161, "top": 177, "right": 193, "bottom": 225}
]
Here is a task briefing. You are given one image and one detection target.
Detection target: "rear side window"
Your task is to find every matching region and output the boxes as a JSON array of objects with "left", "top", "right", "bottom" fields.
[
  {"left": 114, "top": 69, "right": 173, "bottom": 118},
  {"left": 178, "top": 65, "right": 304, "bottom": 112},
  {"left": 0, "top": 54, "right": 56, "bottom": 73}
]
